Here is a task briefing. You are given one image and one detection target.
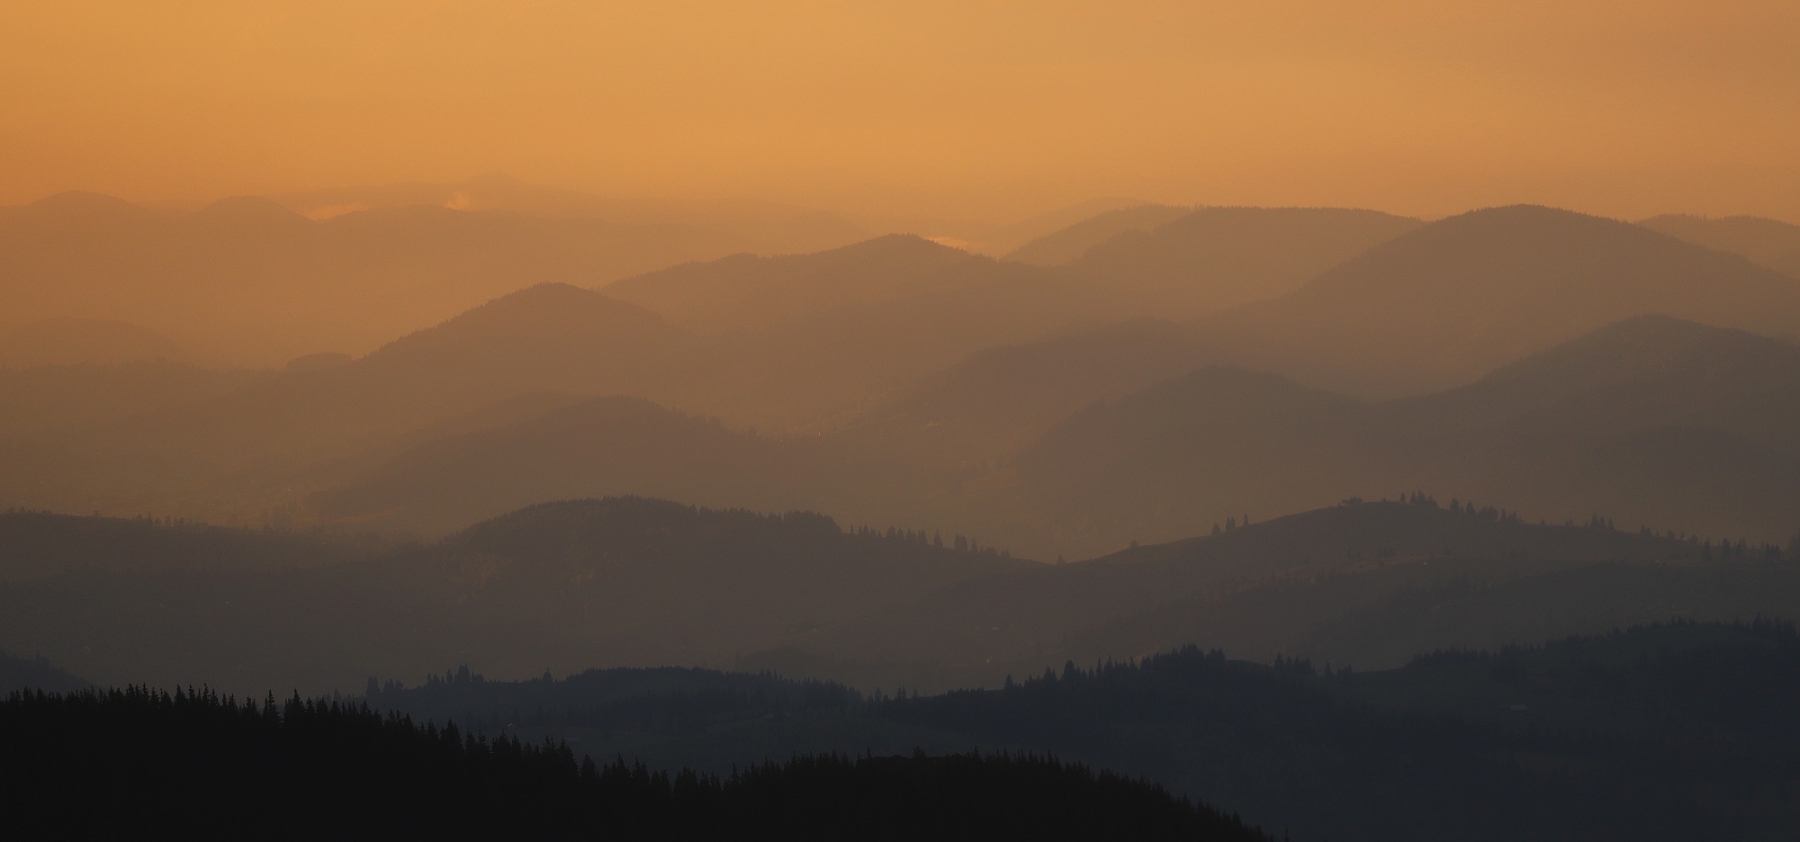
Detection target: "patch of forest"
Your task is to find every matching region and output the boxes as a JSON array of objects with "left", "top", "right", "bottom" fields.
[
  {"left": 366, "top": 621, "right": 1800, "bottom": 842},
  {"left": 0, "top": 685, "right": 1263, "bottom": 841}
]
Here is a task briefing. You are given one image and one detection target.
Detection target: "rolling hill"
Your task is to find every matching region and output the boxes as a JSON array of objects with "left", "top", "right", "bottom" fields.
[
  {"left": 0, "top": 497, "right": 1034, "bottom": 695},
  {"left": 0, "top": 319, "right": 198, "bottom": 368},
  {"left": 0, "top": 190, "right": 738, "bottom": 365},
  {"left": 985, "top": 315, "right": 1800, "bottom": 557},
  {"left": 1002, "top": 204, "right": 1191, "bottom": 266},
  {"left": 0, "top": 284, "right": 698, "bottom": 520},
  {"left": 1198, "top": 205, "right": 1800, "bottom": 397},
  {"left": 1640, "top": 213, "right": 1800, "bottom": 280},
  {"left": 310, "top": 397, "right": 824, "bottom": 534},
  {"left": 1065, "top": 206, "right": 1422, "bottom": 318},
  {"left": 833, "top": 319, "right": 1217, "bottom": 471},
  {"left": 602, "top": 234, "right": 1005, "bottom": 334}
]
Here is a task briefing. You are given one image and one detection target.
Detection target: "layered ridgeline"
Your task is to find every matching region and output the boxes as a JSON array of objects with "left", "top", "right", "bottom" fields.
[
  {"left": 1057, "top": 206, "right": 1422, "bottom": 318},
  {"left": 6, "top": 209, "right": 1430, "bottom": 522},
  {"left": 5, "top": 494, "right": 1797, "bottom": 700},
  {"left": 0, "top": 498, "right": 1031, "bottom": 695},
  {"left": 0, "top": 185, "right": 867, "bottom": 366},
  {"left": 1194, "top": 205, "right": 1800, "bottom": 397},
  {"left": 0, "top": 687, "right": 1258, "bottom": 842},
  {"left": 917, "top": 205, "right": 1800, "bottom": 434},
  {"left": 360, "top": 621, "right": 1800, "bottom": 842},
  {"left": 1003, "top": 203, "right": 1192, "bottom": 266},
  {"left": 21, "top": 203, "right": 1799, "bottom": 548},
  {"left": 0, "top": 318, "right": 198, "bottom": 368},
  {"left": 0, "top": 284, "right": 695, "bottom": 519},
  {"left": 956, "top": 314, "right": 1800, "bottom": 557},
  {"left": 1640, "top": 213, "right": 1800, "bottom": 280},
  {"left": 792, "top": 495, "right": 1800, "bottom": 681},
  {"left": 320, "top": 314, "right": 1800, "bottom": 558}
]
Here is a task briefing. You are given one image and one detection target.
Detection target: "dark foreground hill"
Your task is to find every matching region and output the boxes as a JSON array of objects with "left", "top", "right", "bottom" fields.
[
  {"left": 365, "top": 622, "right": 1800, "bottom": 842},
  {"left": 0, "top": 687, "right": 1262, "bottom": 842}
]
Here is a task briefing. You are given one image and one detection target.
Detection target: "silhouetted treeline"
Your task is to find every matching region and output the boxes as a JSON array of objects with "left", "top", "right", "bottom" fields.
[
  {"left": 0, "top": 685, "right": 1264, "bottom": 840},
  {"left": 363, "top": 621, "right": 1800, "bottom": 842},
  {"left": 875, "top": 623, "right": 1800, "bottom": 841}
]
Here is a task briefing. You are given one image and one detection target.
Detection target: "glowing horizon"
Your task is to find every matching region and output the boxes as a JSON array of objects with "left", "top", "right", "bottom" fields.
[{"left": 2, "top": 1, "right": 1797, "bottom": 226}]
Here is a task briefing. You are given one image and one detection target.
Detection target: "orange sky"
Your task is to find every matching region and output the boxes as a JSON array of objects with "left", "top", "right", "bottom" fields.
[{"left": 2, "top": 0, "right": 1796, "bottom": 225}]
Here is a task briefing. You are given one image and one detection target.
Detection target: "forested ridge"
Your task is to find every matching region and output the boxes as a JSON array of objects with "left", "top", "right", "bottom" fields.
[
  {"left": 364, "top": 621, "right": 1800, "bottom": 842},
  {"left": 0, "top": 685, "right": 1264, "bottom": 841}
]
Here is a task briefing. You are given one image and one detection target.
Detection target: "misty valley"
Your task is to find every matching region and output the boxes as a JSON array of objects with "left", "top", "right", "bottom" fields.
[{"left": 5, "top": 193, "right": 1800, "bottom": 840}]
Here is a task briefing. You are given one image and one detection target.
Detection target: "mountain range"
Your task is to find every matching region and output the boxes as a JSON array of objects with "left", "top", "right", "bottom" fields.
[
  {"left": 5, "top": 199, "right": 1800, "bottom": 568},
  {"left": 0, "top": 187, "right": 856, "bottom": 366}
]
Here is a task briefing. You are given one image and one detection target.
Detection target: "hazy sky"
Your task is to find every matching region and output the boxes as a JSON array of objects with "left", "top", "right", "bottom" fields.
[{"left": 3, "top": 1, "right": 1796, "bottom": 224}]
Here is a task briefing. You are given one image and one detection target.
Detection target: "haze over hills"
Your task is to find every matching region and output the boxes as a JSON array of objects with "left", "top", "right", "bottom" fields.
[
  {"left": 959, "top": 196, "right": 1157, "bottom": 257},
  {"left": 603, "top": 234, "right": 998, "bottom": 335},
  {"left": 1197, "top": 205, "right": 1800, "bottom": 397},
  {"left": 269, "top": 173, "right": 872, "bottom": 255},
  {"left": 987, "top": 315, "right": 1800, "bottom": 557},
  {"left": 297, "top": 312, "right": 1800, "bottom": 561},
  {"left": 7, "top": 199, "right": 1800, "bottom": 575},
  {"left": 834, "top": 318, "right": 1216, "bottom": 472},
  {"left": 0, "top": 284, "right": 697, "bottom": 521},
  {"left": 12, "top": 3, "right": 1800, "bottom": 835},
  {"left": 1063, "top": 207, "right": 1423, "bottom": 318},
  {"left": 0, "top": 188, "right": 810, "bottom": 365},
  {"left": 1003, "top": 204, "right": 1191, "bottom": 266},
  {"left": 0, "top": 319, "right": 198, "bottom": 368},
  {"left": 827, "top": 204, "right": 1782, "bottom": 485},
  {"left": 1640, "top": 213, "right": 1800, "bottom": 279},
  {"left": 311, "top": 398, "right": 826, "bottom": 535}
]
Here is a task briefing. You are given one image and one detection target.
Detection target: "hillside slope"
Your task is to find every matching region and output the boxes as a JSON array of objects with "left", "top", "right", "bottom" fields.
[
  {"left": 1068, "top": 206, "right": 1421, "bottom": 318},
  {"left": 0, "top": 191, "right": 730, "bottom": 364},
  {"left": 992, "top": 315, "right": 1800, "bottom": 555},
  {"left": 1198, "top": 205, "right": 1800, "bottom": 396},
  {"left": 0, "top": 497, "right": 1032, "bottom": 694},
  {"left": 1003, "top": 204, "right": 1190, "bottom": 266},
  {"left": 1640, "top": 213, "right": 1800, "bottom": 280}
]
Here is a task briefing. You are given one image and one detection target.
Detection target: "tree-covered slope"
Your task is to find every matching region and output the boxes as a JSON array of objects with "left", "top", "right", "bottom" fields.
[{"left": 0, "top": 685, "right": 1262, "bottom": 841}]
